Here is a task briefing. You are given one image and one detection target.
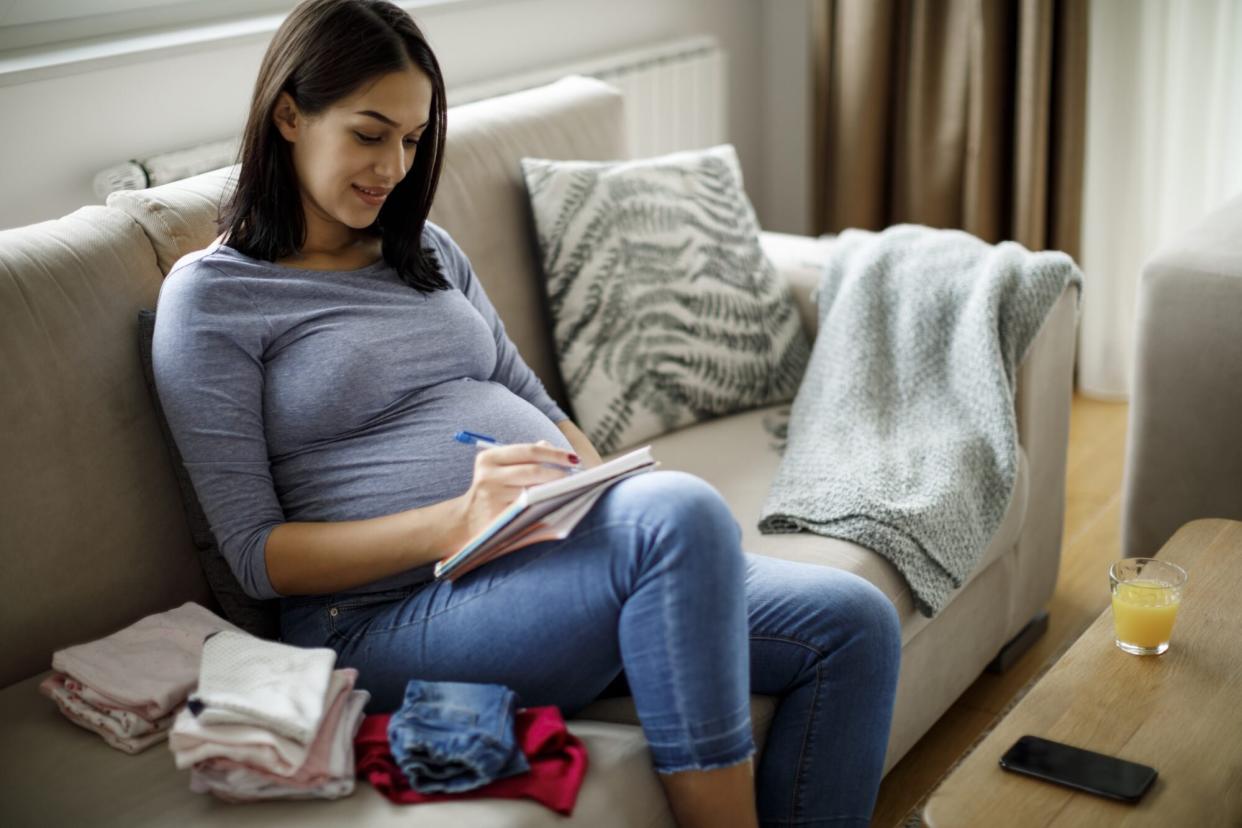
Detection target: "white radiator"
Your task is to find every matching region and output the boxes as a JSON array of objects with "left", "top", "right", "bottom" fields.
[
  {"left": 93, "top": 34, "right": 727, "bottom": 198},
  {"left": 449, "top": 34, "right": 727, "bottom": 161}
]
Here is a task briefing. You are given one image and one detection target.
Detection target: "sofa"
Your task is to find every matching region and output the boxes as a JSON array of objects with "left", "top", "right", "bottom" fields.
[
  {"left": 1122, "top": 191, "right": 1242, "bottom": 560},
  {"left": 0, "top": 75, "right": 1079, "bottom": 826}
]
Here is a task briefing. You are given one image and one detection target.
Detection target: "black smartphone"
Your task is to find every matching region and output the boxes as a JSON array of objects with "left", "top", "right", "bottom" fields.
[{"left": 999, "top": 735, "right": 1157, "bottom": 803}]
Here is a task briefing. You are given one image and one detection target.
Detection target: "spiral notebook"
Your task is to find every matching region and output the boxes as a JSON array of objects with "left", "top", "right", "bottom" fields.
[{"left": 434, "top": 445, "right": 658, "bottom": 581}]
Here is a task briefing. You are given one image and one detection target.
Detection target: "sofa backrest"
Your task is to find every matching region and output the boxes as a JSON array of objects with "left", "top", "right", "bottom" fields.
[
  {"left": 0, "top": 75, "right": 626, "bottom": 688},
  {"left": 0, "top": 206, "right": 214, "bottom": 687},
  {"left": 427, "top": 76, "right": 627, "bottom": 406}
]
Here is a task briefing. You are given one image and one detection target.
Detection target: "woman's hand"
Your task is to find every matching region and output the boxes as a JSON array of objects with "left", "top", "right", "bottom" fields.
[{"left": 453, "top": 440, "right": 581, "bottom": 545}]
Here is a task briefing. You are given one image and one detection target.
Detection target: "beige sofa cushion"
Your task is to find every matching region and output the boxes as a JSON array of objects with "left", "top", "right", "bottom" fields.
[
  {"left": 0, "top": 205, "right": 212, "bottom": 688},
  {"left": 107, "top": 165, "right": 239, "bottom": 276},
  {"left": 758, "top": 230, "right": 836, "bottom": 337}
]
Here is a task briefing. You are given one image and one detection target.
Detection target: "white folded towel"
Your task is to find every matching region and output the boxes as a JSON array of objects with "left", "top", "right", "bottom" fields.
[{"left": 189, "top": 630, "right": 336, "bottom": 744}]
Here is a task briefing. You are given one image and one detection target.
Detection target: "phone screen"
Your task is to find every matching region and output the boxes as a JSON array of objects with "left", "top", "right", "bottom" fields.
[{"left": 999, "top": 735, "right": 1157, "bottom": 802}]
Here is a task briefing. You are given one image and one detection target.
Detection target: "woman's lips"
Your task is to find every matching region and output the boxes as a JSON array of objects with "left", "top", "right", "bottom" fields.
[{"left": 353, "top": 184, "right": 387, "bottom": 206}]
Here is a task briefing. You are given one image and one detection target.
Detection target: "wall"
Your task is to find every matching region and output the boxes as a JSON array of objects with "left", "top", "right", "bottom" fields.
[
  {"left": 759, "top": 0, "right": 813, "bottom": 236},
  {"left": 0, "top": 0, "right": 814, "bottom": 235}
]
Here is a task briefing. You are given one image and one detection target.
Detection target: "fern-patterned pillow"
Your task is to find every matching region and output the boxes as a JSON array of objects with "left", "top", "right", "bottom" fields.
[{"left": 520, "top": 144, "right": 811, "bottom": 454}]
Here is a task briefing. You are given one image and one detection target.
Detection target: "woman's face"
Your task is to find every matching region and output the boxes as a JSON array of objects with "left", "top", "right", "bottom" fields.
[{"left": 273, "top": 65, "right": 434, "bottom": 252}]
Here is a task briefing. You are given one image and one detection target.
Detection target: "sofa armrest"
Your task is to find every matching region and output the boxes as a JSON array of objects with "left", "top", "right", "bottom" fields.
[
  {"left": 1122, "top": 193, "right": 1242, "bottom": 559},
  {"left": 1008, "top": 283, "right": 1080, "bottom": 635},
  {"left": 761, "top": 226, "right": 1080, "bottom": 634},
  {"left": 759, "top": 231, "right": 835, "bottom": 341}
]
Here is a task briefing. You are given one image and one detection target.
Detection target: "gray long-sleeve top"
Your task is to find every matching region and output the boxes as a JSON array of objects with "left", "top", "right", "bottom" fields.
[{"left": 152, "top": 221, "right": 571, "bottom": 600}]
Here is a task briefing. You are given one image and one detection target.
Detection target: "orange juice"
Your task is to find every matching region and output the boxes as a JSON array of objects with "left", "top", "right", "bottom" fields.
[{"left": 1111, "top": 579, "right": 1180, "bottom": 651}]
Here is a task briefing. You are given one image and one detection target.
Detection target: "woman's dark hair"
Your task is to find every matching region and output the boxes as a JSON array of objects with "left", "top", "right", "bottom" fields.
[{"left": 218, "top": 0, "right": 450, "bottom": 291}]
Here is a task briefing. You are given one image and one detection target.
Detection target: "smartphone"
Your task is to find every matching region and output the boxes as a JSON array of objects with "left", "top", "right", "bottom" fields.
[{"left": 999, "top": 735, "right": 1157, "bottom": 803}]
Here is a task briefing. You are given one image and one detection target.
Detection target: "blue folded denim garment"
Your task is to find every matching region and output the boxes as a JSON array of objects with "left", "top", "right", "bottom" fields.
[{"left": 387, "top": 679, "right": 531, "bottom": 794}]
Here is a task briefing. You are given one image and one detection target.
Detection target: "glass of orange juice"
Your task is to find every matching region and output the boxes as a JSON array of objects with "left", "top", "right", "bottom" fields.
[{"left": 1109, "top": 558, "right": 1188, "bottom": 655}]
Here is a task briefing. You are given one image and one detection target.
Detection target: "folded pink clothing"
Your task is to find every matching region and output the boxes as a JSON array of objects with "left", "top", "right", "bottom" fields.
[
  {"left": 40, "top": 674, "right": 167, "bottom": 738},
  {"left": 39, "top": 674, "right": 173, "bottom": 754},
  {"left": 51, "top": 602, "right": 241, "bottom": 721},
  {"left": 170, "top": 668, "right": 355, "bottom": 776},
  {"left": 190, "top": 685, "right": 369, "bottom": 802},
  {"left": 65, "top": 678, "right": 158, "bottom": 728},
  {"left": 197, "top": 674, "right": 362, "bottom": 784}
]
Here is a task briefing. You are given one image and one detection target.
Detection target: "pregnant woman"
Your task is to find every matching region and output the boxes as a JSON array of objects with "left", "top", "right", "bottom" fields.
[{"left": 152, "top": 1, "right": 902, "bottom": 825}]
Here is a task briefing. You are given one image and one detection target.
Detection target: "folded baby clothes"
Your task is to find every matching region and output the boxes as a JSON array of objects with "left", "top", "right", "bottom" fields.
[
  {"left": 387, "top": 679, "right": 529, "bottom": 794},
  {"left": 170, "top": 667, "right": 354, "bottom": 775},
  {"left": 52, "top": 602, "right": 240, "bottom": 720},
  {"left": 356, "top": 707, "right": 590, "bottom": 816},
  {"left": 190, "top": 683, "right": 370, "bottom": 802},
  {"left": 42, "top": 601, "right": 239, "bottom": 753},
  {"left": 39, "top": 674, "right": 172, "bottom": 754},
  {"left": 189, "top": 630, "right": 336, "bottom": 744},
  {"left": 67, "top": 678, "right": 165, "bottom": 725},
  {"left": 47, "top": 674, "right": 171, "bottom": 738}
]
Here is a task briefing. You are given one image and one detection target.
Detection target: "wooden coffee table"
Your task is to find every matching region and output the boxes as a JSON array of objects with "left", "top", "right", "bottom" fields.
[{"left": 922, "top": 518, "right": 1242, "bottom": 826}]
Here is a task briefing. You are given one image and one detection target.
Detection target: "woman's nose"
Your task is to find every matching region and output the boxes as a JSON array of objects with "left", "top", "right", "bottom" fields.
[{"left": 376, "top": 142, "right": 411, "bottom": 180}]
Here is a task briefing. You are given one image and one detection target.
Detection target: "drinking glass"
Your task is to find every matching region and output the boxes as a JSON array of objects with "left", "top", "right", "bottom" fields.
[{"left": 1109, "top": 558, "right": 1188, "bottom": 655}]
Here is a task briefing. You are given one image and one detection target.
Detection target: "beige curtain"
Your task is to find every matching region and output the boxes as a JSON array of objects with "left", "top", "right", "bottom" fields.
[{"left": 812, "top": 0, "right": 1088, "bottom": 260}]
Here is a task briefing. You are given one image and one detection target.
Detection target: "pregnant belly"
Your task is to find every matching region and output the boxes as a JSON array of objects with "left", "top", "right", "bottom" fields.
[
  {"left": 275, "top": 378, "right": 573, "bottom": 521},
  {"left": 423, "top": 375, "right": 569, "bottom": 441}
]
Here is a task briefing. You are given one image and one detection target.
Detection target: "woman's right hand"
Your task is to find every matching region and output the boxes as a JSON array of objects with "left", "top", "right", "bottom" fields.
[{"left": 454, "top": 440, "right": 581, "bottom": 545}]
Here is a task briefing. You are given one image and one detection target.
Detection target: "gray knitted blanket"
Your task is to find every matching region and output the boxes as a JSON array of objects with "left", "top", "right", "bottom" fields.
[{"left": 758, "top": 224, "right": 1083, "bottom": 617}]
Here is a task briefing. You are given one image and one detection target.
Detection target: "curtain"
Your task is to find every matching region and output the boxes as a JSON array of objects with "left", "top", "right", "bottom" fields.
[
  {"left": 811, "top": 0, "right": 1088, "bottom": 262},
  {"left": 1077, "top": 0, "right": 1242, "bottom": 400}
]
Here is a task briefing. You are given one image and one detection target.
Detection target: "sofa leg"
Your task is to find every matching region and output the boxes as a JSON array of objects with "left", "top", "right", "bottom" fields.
[{"left": 985, "top": 610, "right": 1050, "bottom": 674}]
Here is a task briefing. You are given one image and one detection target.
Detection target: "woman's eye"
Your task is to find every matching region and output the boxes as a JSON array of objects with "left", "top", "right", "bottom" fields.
[{"left": 354, "top": 131, "right": 420, "bottom": 146}]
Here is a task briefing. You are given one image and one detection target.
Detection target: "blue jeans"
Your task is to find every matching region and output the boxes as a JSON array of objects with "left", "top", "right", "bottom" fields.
[
  {"left": 388, "top": 679, "right": 529, "bottom": 793},
  {"left": 281, "top": 470, "right": 902, "bottom": 826}
]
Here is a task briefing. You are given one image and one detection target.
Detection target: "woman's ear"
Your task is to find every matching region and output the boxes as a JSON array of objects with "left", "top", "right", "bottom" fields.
[{"left": 272, "top": 91, "right": 300, "bottom": 143}]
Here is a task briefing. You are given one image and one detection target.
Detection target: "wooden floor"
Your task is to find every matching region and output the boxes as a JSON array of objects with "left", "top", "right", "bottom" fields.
[{"left": 870, "top": 393, "right": 1132, "bottom": 827}]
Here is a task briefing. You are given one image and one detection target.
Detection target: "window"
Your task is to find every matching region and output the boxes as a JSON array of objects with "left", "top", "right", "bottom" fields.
[
  {"left": 0, "top": 1, "right": 301, "bottom": 53},
  {"left": 0, "top": 0, "right": 474, "bottom": 55}
]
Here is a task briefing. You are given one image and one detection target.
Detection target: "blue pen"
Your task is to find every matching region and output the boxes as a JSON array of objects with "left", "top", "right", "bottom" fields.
[
  {"left": 452, "top": 430, "right": 579, "bottom": 472},
  {"left": 453, "top": 430, "right": 504, "bottom": 449}
]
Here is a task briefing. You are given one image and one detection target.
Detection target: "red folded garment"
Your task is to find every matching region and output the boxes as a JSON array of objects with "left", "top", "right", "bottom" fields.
[{"left": 355, "top": 706, "right": 589, "bottom": 816}]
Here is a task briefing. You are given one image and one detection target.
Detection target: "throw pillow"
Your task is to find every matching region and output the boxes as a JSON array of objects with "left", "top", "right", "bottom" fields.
[
  {"left": 520, "top": 144, "right": 811, "bottom": 454},
  {"left": 137, "top": 309, "right": 280, "bottom": 639}
]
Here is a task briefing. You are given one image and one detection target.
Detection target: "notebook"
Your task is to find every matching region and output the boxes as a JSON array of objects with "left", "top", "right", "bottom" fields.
[{"left": 434, "top": 446, "right": 658, "bottom": 581}]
